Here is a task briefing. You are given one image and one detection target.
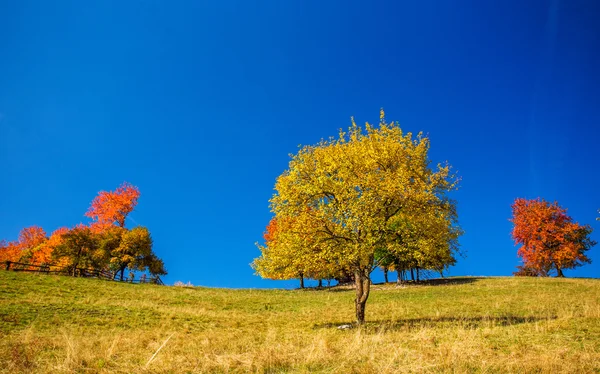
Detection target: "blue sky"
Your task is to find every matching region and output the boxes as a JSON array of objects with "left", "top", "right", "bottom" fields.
[{"left": 1, "top": 1, "right": 599, "bottom": 287}]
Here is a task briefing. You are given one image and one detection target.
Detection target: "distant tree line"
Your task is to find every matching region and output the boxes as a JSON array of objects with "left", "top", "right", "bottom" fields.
[{"left": 0, "top": 182, "right": 166, "bottom": 280}]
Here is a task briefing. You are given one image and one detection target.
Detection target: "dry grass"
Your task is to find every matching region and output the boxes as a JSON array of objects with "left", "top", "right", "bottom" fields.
[{"left": 1, "top": 271, "right": 599, "bottom": 373}]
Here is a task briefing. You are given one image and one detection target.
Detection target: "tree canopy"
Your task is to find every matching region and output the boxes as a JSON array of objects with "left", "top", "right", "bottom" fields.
[
  {"left": 254, "top": 111, "right": 461, "bottom": 324},
  {"left": 511, "top": 198, "right": 595, "bottom": 277}
]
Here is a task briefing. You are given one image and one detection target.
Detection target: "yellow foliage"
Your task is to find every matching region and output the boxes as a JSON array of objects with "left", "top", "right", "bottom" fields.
[
  {"left": 264, "top": 114, "right": 458, "bottom": 271},
  {"left": 255, "top": 112, "right": 461, "bottom": 322}
]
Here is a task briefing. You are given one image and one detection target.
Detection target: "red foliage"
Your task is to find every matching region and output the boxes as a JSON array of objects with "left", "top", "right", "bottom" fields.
[
  {"left": 510, "top": 198, "right": 595, "bottom": 277},
  {"left": 85, "top": 182, "right": 140, "bottom": 232}
]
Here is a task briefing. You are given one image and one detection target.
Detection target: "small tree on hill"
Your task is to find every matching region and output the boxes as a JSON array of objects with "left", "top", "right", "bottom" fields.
[
  {"left": 53, "top": 225, "right": 103, "bottom": 276},
  {"left": 511, "top": 198, "right": 595, "bottom": 277}
]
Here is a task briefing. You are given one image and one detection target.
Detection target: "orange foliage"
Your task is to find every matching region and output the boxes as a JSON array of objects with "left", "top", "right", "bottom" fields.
[
  {"left": 511, "top": 198, "right": 595, "bottom": 277},
  {"left": 85, "top": 182, "right": 140, "bottom": 232},
  {"left": 18, "top": 226, "right": 47, "bottom": 250},
  {"left": 0, "top": 226, "right": 47, "bottom": 264},
  {"left": 30, "top": 227, "right": 68, "bottom": 264},
  {"left": 263, "top": 218, "right": 279, "bottom": 243},
  {"left": 0, "top": 240, "right": 21, "bottom": 263}
]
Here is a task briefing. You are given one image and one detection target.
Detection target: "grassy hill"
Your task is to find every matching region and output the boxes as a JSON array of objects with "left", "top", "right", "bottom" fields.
[{"left": 1, "top": 271, "right": 599, "bottom": 373}]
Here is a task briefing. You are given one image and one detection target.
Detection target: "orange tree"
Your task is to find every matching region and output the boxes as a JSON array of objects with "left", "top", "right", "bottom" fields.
[
  {"left": 511, "top": 198, "right": 595, "bottom": 277},
  {"left": 0, "top": 226, "right": 47, "bottom": 264}
]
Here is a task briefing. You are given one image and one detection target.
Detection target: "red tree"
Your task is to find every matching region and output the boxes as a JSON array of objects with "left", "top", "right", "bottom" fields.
[
  {"left": 85, "top": 182, "right": 140, "bottom": 232},
  {"left": 510, "top": 198, "right": 595, "bottom": 277}
]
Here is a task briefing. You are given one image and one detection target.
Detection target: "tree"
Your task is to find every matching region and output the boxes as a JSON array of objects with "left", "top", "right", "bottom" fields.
[
  {"left": 53, "top": 225, "right": 103, "bottom": 276},
  {"left": 108, "top": 226, "right": 163, "bottom": 280},
  {"left": 256, "top": 111, "right": 460, "bottom": 324},
  {"left": 253, "top": 217, "right": 339, "bottom": 288},
  {"left": 20, "top": 226, "right": 65, "bottom": 265},
  {"left": 30, "top": 227, "right": 70, "bottom": 266},
  {"left": 18, "top": 226, "right": 47, "bottom": 250},
  {"left": 511, "top": 198, "right": 595, "bottom": 277},
  {"left": 379, "top": 197, "right": 461, "bottom": 283},
  {"left": 0, "top": 240, "right": 20, "bottom": 263},
  {"left": 0, "top": 226, "right": 48, "bottom": 264},
  {"left": 85, "top": 182, "right": 140, "bottom": 232}
]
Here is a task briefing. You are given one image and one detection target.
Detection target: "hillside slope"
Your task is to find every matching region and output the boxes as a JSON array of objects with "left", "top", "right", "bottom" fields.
[{"left": 1, "top": 271, "right": 599, "bottom": 373}]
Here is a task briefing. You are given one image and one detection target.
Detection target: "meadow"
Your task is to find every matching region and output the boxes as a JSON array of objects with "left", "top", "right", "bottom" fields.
[{"left": 1, "top": 271, "right": 599, "bottom": 373}]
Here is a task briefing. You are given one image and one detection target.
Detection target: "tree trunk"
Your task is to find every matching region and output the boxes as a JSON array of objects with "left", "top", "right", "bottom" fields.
[
  {"left": 556, "top": 267, "right": 564, "bottom": 277},
  {"left": 383, "top": 267, "right": 389, "bottom": 283},
  {"left": 299, "top": 274, "right": 304, "bottom": 289},
  {"left": 416, "top": 267, "right": 420, "bottom": 282},
  {"left": 397, "top": 269, "right": 405, "bottom": 284},
  {"left": 410, "top": 268, "right": 415, "bottom": 281},
  {"left": 120, "top": 267, "right": 126, "bottom": 281},
  {"left": 318, "top": 279, "right": 323, "bottom": 288},
  {"left": 354, "top": 268, "right": 371, "bottom": 325}
]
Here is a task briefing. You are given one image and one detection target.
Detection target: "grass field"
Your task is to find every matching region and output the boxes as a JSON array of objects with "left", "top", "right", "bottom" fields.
[{"left": 1, "top": 271, "right": 599, "bottom": 373}]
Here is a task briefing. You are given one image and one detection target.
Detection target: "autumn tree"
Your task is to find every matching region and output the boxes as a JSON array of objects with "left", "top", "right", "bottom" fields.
[
  {"left": 18, "top": 226, "right": 47, "bottom": 250},
  {"left": 0, "top": 240, "right": 21, "bottom": 263},
  {"left": 256, "top": 111, "right": 460, "bottom": 324},
  {"left": 85, "top": 182, "right": 167, "bottom": 278},
  {"left": 253, "top": 217, "right": 340, "bottom": 288},
  {"left": 33, "top": 227, "right": 70, "bottom": 267},
  {"left": 0, "top": 226, "right": 48, "bottom": 264},
  {"left": 52, "top": 225, "right": 107, "bottom": 276},
  {"left": 511, "top": 198, "right": 595, "bottom": 277},
  {"left": 388, "top": 198, "right": 461, "bottom": 281},
  {"left": 104, "top": 226, "right": 164, "bottom": 280},
  {"left": 1, "top": 183, "right": 166, "bottom": 280},
  {"left": 86, "top": 182, "right": 140, "bottom": 232}
]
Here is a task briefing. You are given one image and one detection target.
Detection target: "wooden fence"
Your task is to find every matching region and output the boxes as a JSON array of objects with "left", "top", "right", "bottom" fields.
[{"left": 3, "top": 260, "right": 164, "bottom": 285}]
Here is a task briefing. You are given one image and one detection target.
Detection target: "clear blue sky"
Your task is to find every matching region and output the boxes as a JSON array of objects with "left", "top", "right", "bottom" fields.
[{"left": 1, "top": 1, "right": 599, "bottom": 287}]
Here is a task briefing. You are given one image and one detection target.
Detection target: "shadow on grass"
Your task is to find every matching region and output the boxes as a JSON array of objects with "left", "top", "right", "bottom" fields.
[
  {"left": 301, "top": 277, "right": 484, "bottom": 292},
  {"left": 297, "top": 286, "right": 354, "bottom": 293},
  {"left": 410, "top": 276, "right": 484, "bottom": 286},
  {"left": 314, "top": 314, "right": 557, "bottom": 331}
]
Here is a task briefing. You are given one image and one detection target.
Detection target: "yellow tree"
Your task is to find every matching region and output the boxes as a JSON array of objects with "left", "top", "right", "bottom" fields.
[
  {"left": 253, "top": 216, "right": 342, "bottom": 288},
  {"left": 387, "top": 197, "right": 462, "bottom": 281},
  {"left": 261, "top": 110, "right": 459, "bottom": 324}
]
